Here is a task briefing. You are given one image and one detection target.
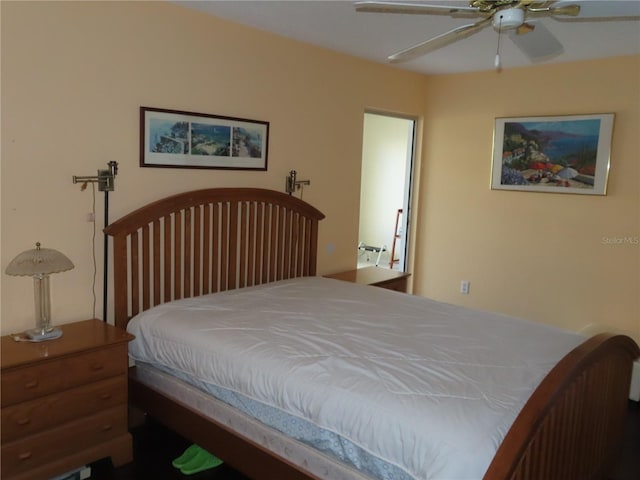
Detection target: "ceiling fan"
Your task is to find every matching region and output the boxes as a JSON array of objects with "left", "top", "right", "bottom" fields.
[{"left": 354, "top": 0, "right": 640, "bottom": 66}]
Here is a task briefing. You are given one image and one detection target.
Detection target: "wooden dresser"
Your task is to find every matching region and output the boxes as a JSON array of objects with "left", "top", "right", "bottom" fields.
[
  {"left": 1, "top": 319, "right": 134, "bottom": 480},
  {"left": 324, "top": 266, "right": 411, "bottom": 293}
]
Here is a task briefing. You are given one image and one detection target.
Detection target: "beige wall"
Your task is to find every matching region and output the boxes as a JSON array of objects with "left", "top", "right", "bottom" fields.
[
  {"left": 2, "top": 1, "right": 638, "bottom": 345},
  {"left": 0, "top": 1, "right": 426, "bottom": 333},
  {"left": 416, "top": 56, "right": 640, "bottom": 344}
]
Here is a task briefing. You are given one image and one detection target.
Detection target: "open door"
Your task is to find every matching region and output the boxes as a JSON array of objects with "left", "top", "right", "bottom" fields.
[{"left": 358, "top": 112, "right": 415, "bottom": 271}]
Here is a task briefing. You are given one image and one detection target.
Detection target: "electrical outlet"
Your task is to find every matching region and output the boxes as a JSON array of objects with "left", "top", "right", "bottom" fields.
[
  {"left": 86, "top": 212, "right": 95, "bottom": 222},
  {"left": 460, "top": 280, "right": 470, "bottom": 294}
]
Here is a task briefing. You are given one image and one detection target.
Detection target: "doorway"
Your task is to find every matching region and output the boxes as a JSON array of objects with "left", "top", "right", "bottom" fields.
[{"left": 358, "top": 112, "right": 416, "bottom": 272}]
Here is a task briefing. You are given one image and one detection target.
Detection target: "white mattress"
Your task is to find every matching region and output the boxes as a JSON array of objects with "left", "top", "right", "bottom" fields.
[{"left": 127, "top": 276, "right": 584, "bottom": 480}]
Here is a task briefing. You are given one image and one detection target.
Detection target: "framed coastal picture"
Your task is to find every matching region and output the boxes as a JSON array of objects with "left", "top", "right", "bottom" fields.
[
  {"left": 140, "top": 107, "right": 269, "bottom": 170},
  {"left": 491, "top": 113, "right": 614, "bottom": 195}
]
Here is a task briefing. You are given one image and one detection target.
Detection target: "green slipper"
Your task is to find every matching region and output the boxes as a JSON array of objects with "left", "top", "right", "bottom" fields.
[
  {"left": 172, "top": 444, "right": 202, "bottom": 468},
  {"left": 179, "top": 448, "right": 223, "bottom": 475}
]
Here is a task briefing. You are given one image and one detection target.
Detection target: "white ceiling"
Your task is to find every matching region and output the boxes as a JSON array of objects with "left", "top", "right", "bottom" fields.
[{"left": 173, "top": 0, "right": 640, "bottom": 75}]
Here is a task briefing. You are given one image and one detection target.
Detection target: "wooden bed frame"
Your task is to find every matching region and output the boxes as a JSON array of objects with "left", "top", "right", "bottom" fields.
[{"left": 105, "top": 187, "right": 639, "bottom": 480}]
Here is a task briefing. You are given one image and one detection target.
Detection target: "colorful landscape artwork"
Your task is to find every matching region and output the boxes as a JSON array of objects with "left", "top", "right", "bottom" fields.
[{"left": 491, "top": 114, "right": 614, "bottom": 195}]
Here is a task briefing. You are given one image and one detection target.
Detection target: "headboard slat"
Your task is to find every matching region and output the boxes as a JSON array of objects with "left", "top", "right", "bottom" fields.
[
  {"left": 184, "top": 208, "right": 192, "bottom": 298},
  {"left": 194, "top": 205, "right": 202, "bottom": 297},
  {"left": 269, "top": 205, "right": 277, "bottom": 283},
  {"left": 304, "top": 217, "right": 312, "bottom": 275},
  {"left": 228, "top": 201, "right": 238, "bottom": 291},
  {"left": 163, "top": 215, "right": 171, "bottom": 304},
  {"left": 220, "top": 202, "right": 229, "bottom": 291},
  {"left": 283, "top": 209, "right": 292, "bottom": 279},
  {"left": 130, "top": 230, "right": 139, "bottom": 318},
  {"left": 239, "top": 202, "right": 247, "bottom": 288},
  {"left": 296, "top": 213, "right": 304, "bottom": 277},
  {"left": 211, "top": 203, "right": 219, "bottom": 294},
  {"left": 257, "top": 202, "right": 267, "bottom": 285},
  {"left": 247, "top": 202, "right": 256, "bottom": 287},
  {"left": 142, "top": 224, "right": 150, "bottom": 311},
  {"left": 174, "top": 210, "right": 182, "bottom": 301},
  {"left": 202, "top": 204, "right": 211, "bottom": 295},
  {"left": 153, "top": 219, "right": 161, "bottom": 307}
]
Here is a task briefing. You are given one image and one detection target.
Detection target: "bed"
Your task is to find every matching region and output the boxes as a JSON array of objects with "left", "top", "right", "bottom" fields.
[{"left": 105, "top": 187, "right": 639, "bottom": 480}]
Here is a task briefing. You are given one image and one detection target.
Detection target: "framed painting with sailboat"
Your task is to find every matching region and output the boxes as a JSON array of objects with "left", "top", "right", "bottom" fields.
[{"left": 491, "top": 113, "right": 614, "bottom": 195}]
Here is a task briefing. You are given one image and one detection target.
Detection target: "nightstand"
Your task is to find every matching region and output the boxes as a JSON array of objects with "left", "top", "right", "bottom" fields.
[
  {"left": 1, "top": 319, "right": 134, "bottom": 480},
  {"left": 325, "top": 266, "right": 411, "bottom": 293}
]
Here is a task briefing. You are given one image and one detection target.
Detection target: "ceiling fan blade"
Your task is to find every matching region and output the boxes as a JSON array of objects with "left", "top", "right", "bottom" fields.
[
  {"left": 354, "top": 1, "right": 482, "bottom": 17},
  {"left": 551, "top": 0, "right": 640, "bottom": 19},
  {"left": 508, "top": 20, "right": 564, "bottom": 61},
  {"left": 527, "top": 3, "right": 581, "bottom": 17},
  {"left": 388, "top": 17, "right": 492, "bottom": 63}
]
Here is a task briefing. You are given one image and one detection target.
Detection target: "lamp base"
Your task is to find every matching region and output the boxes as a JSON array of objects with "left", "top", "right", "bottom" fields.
[{"left": 25, "top": 327, "right": 63, "bottom": 341}]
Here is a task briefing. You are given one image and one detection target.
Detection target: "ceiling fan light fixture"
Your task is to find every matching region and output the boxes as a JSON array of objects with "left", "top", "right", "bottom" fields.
[{"left": 492, "top": 8, "right": 525, "bottom": 31}]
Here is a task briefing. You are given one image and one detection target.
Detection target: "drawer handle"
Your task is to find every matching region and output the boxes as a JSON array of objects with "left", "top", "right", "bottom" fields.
[
  {"left": 18, "top": 451, "right": 32, "bottom": 461},
  {"left": 101, "top": 424, "right": 113, "bottom": 432},
  {"left": 100, "top": 393, "right": 113, "bottom": 400},
  {"left": 24, "top": 380, "right": 39, "bottom": 389},
  {"left": 17, "top": 417, "right": 31, "bottom": 426},
  {"left": 91, "top": 363, "right": 104, "bottom": 371}
]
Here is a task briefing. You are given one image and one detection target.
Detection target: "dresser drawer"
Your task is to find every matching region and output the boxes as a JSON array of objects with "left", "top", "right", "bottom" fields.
[
  {"left": 1, "top": 344, "right": 128, "bottom": 407},
  {"left": 1, "top": 405, "right": 127, "bottom": 478},
  {"left": 1, "top": 375, "right": 127, "bottom": 442}
]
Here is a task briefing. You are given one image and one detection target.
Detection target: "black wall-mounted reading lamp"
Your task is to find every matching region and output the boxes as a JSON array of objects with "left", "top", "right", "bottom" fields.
[{"left": 72, "top": 161, "right": 118, "bottom": 323}]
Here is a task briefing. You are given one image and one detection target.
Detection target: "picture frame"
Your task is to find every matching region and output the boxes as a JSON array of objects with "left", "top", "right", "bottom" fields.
[
  {"left": 491, "top": 113, "right": 614, "bottom": 195},
  {"left": 141, "top": 107, "right": 269, "bottom": 170}
]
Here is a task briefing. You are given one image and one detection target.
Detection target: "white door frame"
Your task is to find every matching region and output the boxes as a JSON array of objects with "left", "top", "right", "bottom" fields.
[
  {"left": 360, "top": 111, "right": 417, "bottom": 272},
  {"left": 399, "top": 117, "right": 416, "bottom": 271}
]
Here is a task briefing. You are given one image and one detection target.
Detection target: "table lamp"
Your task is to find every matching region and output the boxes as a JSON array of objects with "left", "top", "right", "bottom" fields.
[{"left": 5, "top": 242, "right": 74, "bottom": 340}]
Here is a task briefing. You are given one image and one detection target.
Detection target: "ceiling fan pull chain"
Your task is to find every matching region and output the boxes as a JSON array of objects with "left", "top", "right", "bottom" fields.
[{"left": 495, "top": 14, "right": 503, "bottom": 70}]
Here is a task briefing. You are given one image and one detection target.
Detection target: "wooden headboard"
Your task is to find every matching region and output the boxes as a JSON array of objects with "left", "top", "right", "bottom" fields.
[{"left": 104, "top": 188, "right": 325, "bottom": 330}]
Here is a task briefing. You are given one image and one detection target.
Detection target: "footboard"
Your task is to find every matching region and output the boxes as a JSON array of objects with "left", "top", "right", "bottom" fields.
[{"left": 484, "top": 333, "right": 639, "bottom": 480}]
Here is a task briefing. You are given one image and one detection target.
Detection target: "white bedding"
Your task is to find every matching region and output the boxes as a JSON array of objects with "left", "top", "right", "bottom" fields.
[{"left": 127, "top": 276, "right": 584, "bottom": 480}]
